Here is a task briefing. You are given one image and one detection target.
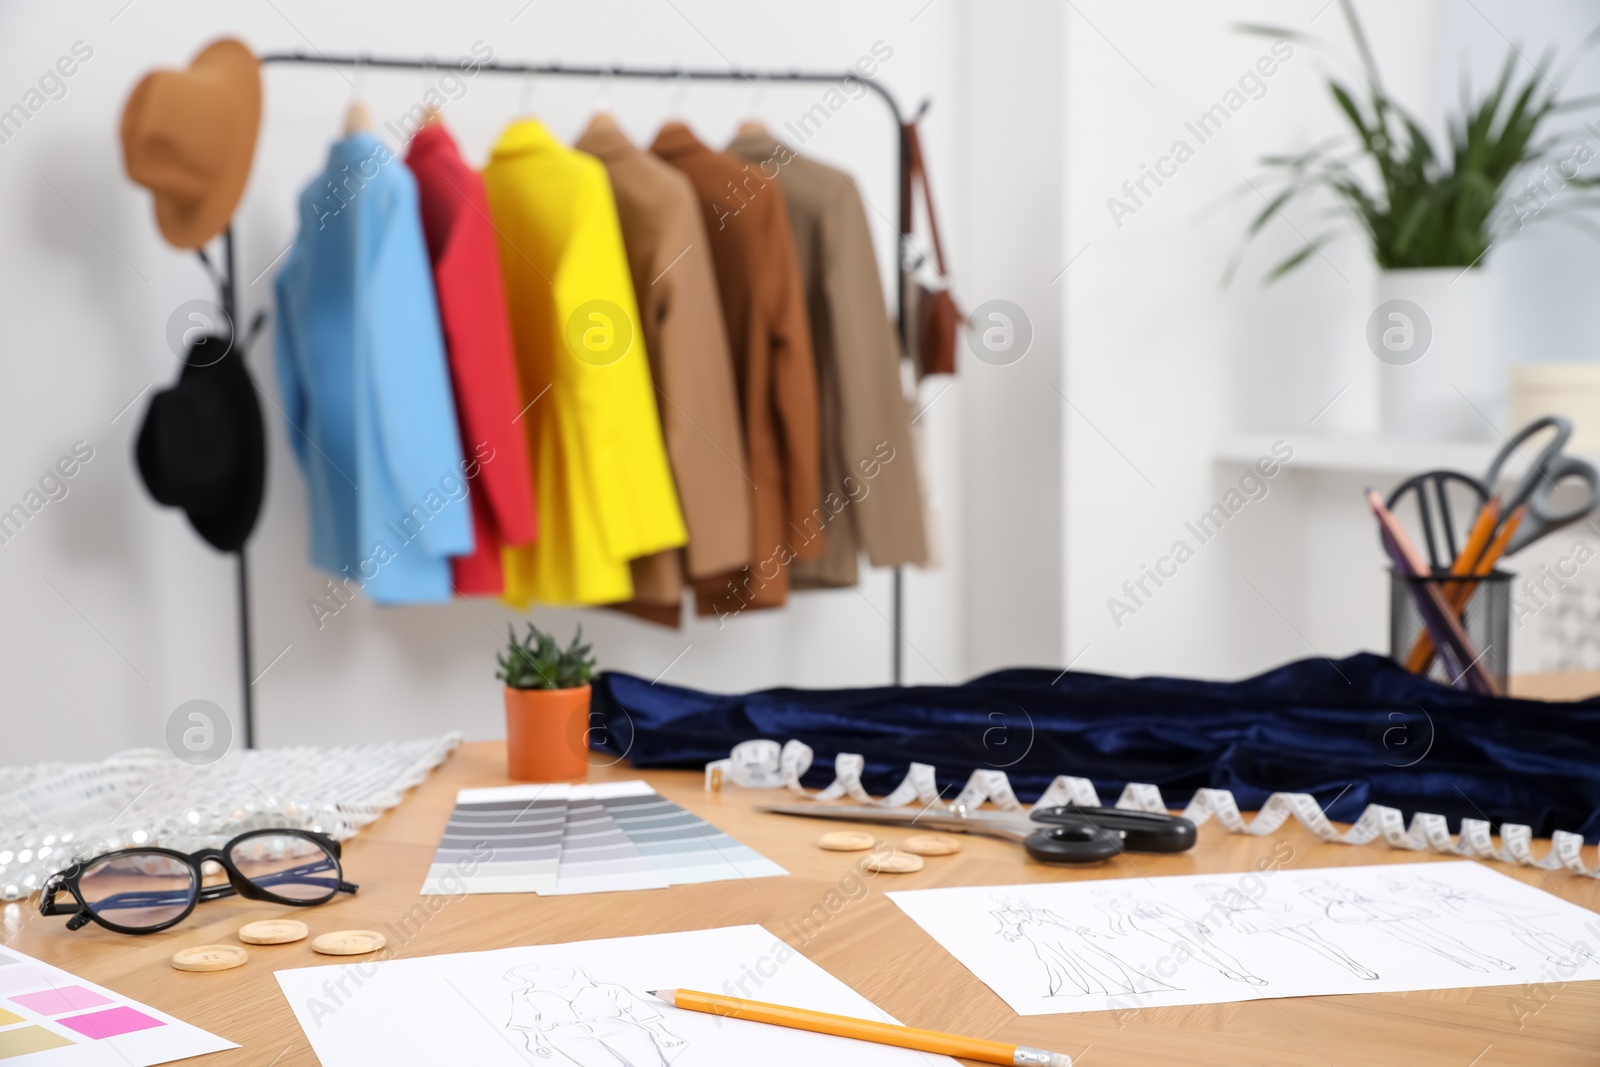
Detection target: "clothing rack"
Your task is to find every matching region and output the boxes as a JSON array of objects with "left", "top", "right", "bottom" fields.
[
  {"left": 221, "top": 226, "right": 257, "bottom": 749},
  {"left": 245, "top": 52, "right": 921, "bottom": 746}
]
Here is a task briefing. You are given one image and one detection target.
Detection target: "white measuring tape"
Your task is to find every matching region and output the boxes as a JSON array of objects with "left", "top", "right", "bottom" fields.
[{"left": 704, "top": 739, "right": 1598, "bottom": 879}]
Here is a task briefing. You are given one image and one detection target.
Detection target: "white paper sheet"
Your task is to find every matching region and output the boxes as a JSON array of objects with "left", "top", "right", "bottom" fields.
[
  {"left": 275, "top": 925, "right": 955, "bottom": 1066},
  {"left": 0, "top": 945, "right": 234, "bottom": 1065},
  {"left": 889, "top": 861, "right": 1600, "bottom": 1016}
]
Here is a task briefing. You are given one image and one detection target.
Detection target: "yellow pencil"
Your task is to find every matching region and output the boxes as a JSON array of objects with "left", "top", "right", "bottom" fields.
[
  {"left": 1404, "top": 497, "right": 1499, "bottom": 673},
  {"left": 650, "top": 988, "right": 1071, "bottom": 1066},
  {"left": 1406, "top": 504, "right": 1525, "bottom": 674}
]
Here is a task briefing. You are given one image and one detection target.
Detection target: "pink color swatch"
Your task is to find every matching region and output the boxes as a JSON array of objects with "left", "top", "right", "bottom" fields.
[
  {"left": 57, "top": 1005, "right": 165, "bottom": 1039},
  {"left": 9, "top": 985, "right": 112, "bottom": 1015}
]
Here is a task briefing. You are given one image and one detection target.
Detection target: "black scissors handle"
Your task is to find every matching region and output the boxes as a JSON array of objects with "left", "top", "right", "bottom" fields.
[
  {"left": 1023, "top": 823, "right": 1125, "bottom": 864},
  {"left": 1384, "top": 469, "right": 1491, "bottom": 572},
  {"left": 1027, "top": 803, "right": 1197, "bottom": 861}
]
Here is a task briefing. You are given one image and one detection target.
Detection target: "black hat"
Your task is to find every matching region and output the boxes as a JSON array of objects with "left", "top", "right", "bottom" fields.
[{"left": 136, "top": 333, "right": 266, "bottom": 552}]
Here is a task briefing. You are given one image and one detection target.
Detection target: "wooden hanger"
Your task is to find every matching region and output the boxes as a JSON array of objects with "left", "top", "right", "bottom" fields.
[
  {"left": 585, "top": 111, "right": 622, "bottom": 135},
  {"left": 735, "top": 76, "right": 768, "bottom": 140},
  {"left": 344, "top": 54, "right": 372, "bottom": 136},
  {"left": 343, "top": 99, "right": 372, "bottom": 135}
]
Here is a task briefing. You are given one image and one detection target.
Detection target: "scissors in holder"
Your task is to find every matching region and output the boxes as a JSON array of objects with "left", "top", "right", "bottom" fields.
[
  {"left": 756, "top": 801, "right": 1197, "bottom": 865},
  {"left": 1384, "top": 468, "right": 1493, "bottom": 572},
  {"left": 1483, "top": 415, "right": 1600, "bottom": 555}
]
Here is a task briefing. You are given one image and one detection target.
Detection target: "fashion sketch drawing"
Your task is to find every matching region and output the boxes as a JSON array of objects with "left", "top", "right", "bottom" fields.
[
  {"left": 1385, "top": 874, "right": 1595, "bottom": 969},
  {"left": 1193, "top": 882, "right": 1380, "bottom": 981},
  {"left": 992, "top": 895, "right": 1179, "bottom": 998},
  {"left": 1300, "top": 879, "right": 1513, "bottom": 973},
  {"left": 1096, "top": 891, "right": 1266, "bottom": 986},
  {"left": 505, "top": 963, "right": 687, "bottom": 1066}
]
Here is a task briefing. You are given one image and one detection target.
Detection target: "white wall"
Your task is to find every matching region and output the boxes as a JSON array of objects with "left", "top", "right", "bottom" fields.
[
  {"left": 0, "top": 0, "right": 1035, "bottom": 764},
  {"left": 18, "top": 0, "right": 1588, "bottom": 767},
  {"left": 952, "top": 1, "right": 1067, "bottom": 677},
  {"left": 1060, "top": 0, "right": 1600, "bottom": 680}
]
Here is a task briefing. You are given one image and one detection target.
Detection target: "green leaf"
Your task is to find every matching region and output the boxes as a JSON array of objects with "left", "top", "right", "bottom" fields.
[
  {"left": 497, "top": 619, "right": 599, "bottom": 690},
  {"left": 1233, "top": 2, "right": 1600, "bottom": 281}
]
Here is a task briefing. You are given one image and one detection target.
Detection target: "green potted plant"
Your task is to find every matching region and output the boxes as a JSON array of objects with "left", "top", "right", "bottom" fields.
[
  {"left": 496, "top": 622, "right": 596, "bottom": 781},
  {"left": 1232, "top": 1, "right": 1600, "bottom": 440}
]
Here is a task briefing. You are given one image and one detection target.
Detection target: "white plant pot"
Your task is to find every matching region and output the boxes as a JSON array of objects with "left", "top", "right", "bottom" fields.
[{"left": 1373, "top": 268, "right": 1500, "bottom": 441}]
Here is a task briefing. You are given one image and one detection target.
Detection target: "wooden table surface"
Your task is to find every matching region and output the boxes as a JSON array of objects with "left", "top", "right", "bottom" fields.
[{"left": 6, "top": 740, "right": 1600, "bottom": 1066}]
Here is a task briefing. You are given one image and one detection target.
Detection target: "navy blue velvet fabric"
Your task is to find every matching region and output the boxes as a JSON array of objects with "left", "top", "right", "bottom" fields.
[{"left": 590, "top": 654, "right": 1600, "bottom": 841}]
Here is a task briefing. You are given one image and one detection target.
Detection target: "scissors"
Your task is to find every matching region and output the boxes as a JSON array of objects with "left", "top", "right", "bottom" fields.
[
  {"left": 1483, "top": 416, "right": 1600, "bottom": 555},
  {"left": 1384, "top": 469, "right": 1491, "bottom": 572},
  {"left": 756, "top": 801, "right": 1197, "bottom": 865}
]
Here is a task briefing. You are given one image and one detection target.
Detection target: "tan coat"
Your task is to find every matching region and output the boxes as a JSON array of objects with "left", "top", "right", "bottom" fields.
[
  {"left": 576, "top": 116, "right": 751, "bottom": 620},
  {"left": 652, "top": 122, "right": 823, "bottom": 618},
  {"left": 728, "top": 129, "right": 929, "bottom": 587}
]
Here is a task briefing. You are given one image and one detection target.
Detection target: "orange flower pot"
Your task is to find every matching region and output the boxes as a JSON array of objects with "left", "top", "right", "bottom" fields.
[{"left": 504, "top": 684, "right": 591, "bottom": 781}]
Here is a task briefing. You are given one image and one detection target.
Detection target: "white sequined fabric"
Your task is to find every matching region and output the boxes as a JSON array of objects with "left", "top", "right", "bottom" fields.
[{"left": 0, "top": 735, "right": 461, "bottom": 901}]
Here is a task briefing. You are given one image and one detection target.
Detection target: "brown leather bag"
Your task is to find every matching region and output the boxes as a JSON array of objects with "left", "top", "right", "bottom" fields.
[{"left": 901, "top": 121, "right": 962, "bottom": 378}]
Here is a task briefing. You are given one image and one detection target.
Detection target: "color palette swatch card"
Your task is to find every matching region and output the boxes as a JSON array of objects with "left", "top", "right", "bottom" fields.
[
  {"left": 420, "top": 781, "right": 785, "bottom": 895},
  {"left": 0, "top": 945, "right": 233, "bottom": 1064},
  {"left": 546, "top": 785, "right": 670, "bottom": 895},
  {"left": 420, "top": 783, "right": 570, "bottom": 895},
  {"left": 594, "top": 780, "right": 789, "bottom": 885}
]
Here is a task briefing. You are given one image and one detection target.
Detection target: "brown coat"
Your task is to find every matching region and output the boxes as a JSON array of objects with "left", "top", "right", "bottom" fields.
[
  {"left": 576, "top": 116, "right": 751, "bottom": 620},
  {"left": 729, "top": 129, "right": 929, "bottom": 586},
  {"left": 651, "top": 122, "right": 823, "bottom": 618}
]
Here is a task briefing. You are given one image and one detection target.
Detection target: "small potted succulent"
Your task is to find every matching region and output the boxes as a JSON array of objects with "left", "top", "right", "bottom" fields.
[{"left": 496, "top": 622, "right": 596, "bottom": 781}]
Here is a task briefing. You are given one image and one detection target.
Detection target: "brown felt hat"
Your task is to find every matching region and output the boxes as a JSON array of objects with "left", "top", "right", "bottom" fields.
[{"left": 121, "top": 38, "right": 261, "bottom": 250}]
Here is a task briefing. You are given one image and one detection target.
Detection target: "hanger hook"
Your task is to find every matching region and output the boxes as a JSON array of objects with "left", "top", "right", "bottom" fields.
[
  {"left": 669, "top": 69, "right": 690, "bottom": 112},
  {"left": 747, "top": 72, "right": 768, "bottom": 112},
  {"left": 351, "top": 52, "right": 368, "bottom": 100},
  {"left": 596, "top": 64, "right": 615, "bottom": 111},
  {"left": 518, "top": 67, "right": 538, "bottom": 113}
]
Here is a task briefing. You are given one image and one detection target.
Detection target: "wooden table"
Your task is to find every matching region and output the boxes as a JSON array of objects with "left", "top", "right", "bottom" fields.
[
  {"left": 7, "top": 741, "right": 1599, "bottom": 1066},
  {"left": 1512, "top": 672, "right": 1600, "bottom": 702}
]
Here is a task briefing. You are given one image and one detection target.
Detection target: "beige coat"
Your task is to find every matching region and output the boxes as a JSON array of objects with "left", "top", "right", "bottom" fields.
[
  {"left": 576, "top": 116, "right": 751, "bottom": 619},
  {"left": 652, "top": 122, "right": 824, "bottom": 618},
  {"left": 728, "top": 128, "right": 928, "bottom": 587}
]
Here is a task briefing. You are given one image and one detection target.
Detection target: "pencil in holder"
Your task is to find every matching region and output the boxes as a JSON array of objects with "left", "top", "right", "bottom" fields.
[{"left": 1388, "top": 569, "right": 1511, "bottom": 690}]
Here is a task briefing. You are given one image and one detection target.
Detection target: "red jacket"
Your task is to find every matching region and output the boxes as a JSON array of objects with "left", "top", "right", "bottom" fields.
[{"left": 405, "top": 122, "right": 537, "bottom": 594}]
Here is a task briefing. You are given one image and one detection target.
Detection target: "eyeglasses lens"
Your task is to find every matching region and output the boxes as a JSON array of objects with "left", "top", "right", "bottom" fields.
[
  {"left": 229, "top": 833, "right": 339, "bottom": 902},
  {"left": 79, "top": 853, "right": 196, "bottom": 929}
]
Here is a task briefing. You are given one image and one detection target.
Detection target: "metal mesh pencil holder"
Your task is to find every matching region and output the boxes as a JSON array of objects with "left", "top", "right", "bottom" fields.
[{"left": 1388, "top": 569, "right": 1512, "bottom": 691}]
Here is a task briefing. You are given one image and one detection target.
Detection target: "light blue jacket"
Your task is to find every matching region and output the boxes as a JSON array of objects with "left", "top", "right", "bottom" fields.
[{"left": 274, "top": 133, "right": 473, "bottom": 604}]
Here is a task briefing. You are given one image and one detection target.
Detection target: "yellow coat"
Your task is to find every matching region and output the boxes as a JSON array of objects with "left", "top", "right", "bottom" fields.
[{"left": 483, "top": 120, "right": 686, "bottom": 606}]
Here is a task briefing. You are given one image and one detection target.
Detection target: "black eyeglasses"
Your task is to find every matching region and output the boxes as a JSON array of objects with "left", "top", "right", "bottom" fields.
[{"left": 40, "top": 829, "right": 358, "bottom": 935}]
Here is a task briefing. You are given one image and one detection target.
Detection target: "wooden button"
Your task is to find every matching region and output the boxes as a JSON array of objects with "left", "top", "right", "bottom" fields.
[
  {"left": 863, "top": 851, "right": 924, "bottom": 873},
  {"left": 818, "top": 831, "right": 876, "bottom": 852},
  {"left": 239, "top": 919, "right": 309, "bottom": 945},
  {"left": 904, "top": 835, "right": 961, "bottom": 856},
  {"left": 311, "top": 930, "right": 386, "bottom": 956},
  {"left": 171, "top": 944, "right": 248, "bottom": 972}
]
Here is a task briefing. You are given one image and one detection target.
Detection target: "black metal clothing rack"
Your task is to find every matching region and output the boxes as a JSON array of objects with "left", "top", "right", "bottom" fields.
[{"left": 240, "top": 52, "right": 917, "bottom": 744}]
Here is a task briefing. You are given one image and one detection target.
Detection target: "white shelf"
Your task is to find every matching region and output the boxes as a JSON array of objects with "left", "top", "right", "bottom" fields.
[{"left": 1215, "top": 431, "right": 1500, "bottom": 476}]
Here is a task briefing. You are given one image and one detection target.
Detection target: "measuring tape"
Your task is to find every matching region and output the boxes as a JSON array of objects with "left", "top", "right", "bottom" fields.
[{"left": 704, "top": 740, "right": 1597, "bottom": 879}]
